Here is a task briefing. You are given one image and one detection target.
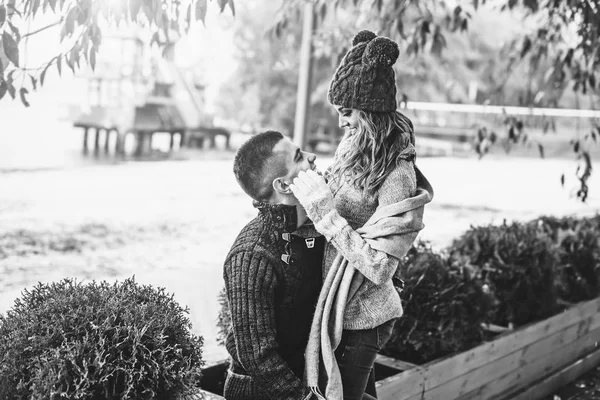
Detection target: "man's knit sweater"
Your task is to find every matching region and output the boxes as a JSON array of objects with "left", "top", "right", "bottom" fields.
[
  {"left": 316, "top": 143, "right": 418, "bottom": 330},
  {"left": 223, "top": 201, "right": 324, "bottom": 400}
]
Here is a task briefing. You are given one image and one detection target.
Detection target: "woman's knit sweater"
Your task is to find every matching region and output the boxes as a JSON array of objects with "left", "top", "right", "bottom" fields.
[{"left": 316, "top": 149, "right": 417, "bottom": 330}]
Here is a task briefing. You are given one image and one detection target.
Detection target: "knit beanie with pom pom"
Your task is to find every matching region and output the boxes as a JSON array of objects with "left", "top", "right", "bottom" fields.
[{"left": 328, "top": 30, "right": 400, "bottom": 113}]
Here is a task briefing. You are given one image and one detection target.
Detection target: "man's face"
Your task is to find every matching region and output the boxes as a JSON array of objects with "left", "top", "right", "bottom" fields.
[{"left": 271, "top": 137, "right": 317, "bottom": 188}]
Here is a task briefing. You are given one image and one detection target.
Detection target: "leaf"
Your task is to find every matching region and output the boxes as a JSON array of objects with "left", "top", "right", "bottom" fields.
[
  {"left": 195, "top": 0, "right": 207, "bottom": 25},
  {"left": 57, "top": 54, "right": 62, "bottom": 76},
  {"left": 560, "top": 174, "right": 565, "bottom": 187},
  {"left": 90, "top": 46, "right": 96, "bottom": 71},
  {"left": 49, "top": 0, "right": 57, "bottom": 12},
  {"left": 19, "top": 87, "right": 29, "bottom": 107},
  {"left": 537, "top": 143, "right": 544, "bottom": 159},
  {"left": 6, "top": 78, "right": 15, "bottom": 99},
  {"left": 40, "top": 62, "right": 50, "bottom": 86},
  {"left": 574, "top": 140, "right": 580, "bottom": 153},
  {"left": 2, "top": 32, "right": 18, "bottom": 67},
  {"left": 0, "top": 80, "right": 6, "bottom": 100},
  {"left": 30, "top": 75, "right": 37, "bottom": 90},
  {"left": 0, "top": 57, "right": 3, "bottom": 78},
  {"left": 397, "top": 18, "right": 406, "bottom": 39},
  {"left": 228, "top": 0, "right": 235, "bottom": 16},
  {"left": 0, "top": 5, "right": 6, "bottom": 28},
  {"left": 520, "top": 36, "right": 531, "bottom": 59},
  {"left": 217, "top": 0, "right": 227, "bottom": 12},
  {"left": 64, "top": 7, "right": 78, "bottom": 36},
  {"left": 31, "top": 0, "right": 41, "bottom": 17},
  {"left": 129, "top": 0, "right": 142, "bottom": 19}
]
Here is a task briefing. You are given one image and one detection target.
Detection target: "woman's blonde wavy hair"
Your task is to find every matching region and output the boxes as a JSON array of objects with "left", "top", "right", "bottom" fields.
[{"left": 329, "top": 110, "right": 415, "bottom": 198}]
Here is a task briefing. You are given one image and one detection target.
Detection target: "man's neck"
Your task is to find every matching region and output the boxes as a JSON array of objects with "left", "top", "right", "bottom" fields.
[{"left": 296, "top": 206, "right": 309, "bottom": 229}]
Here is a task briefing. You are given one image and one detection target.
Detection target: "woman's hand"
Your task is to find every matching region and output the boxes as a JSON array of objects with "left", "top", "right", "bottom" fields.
[{"left": 290, "top": 170, "right": 335, "bottom": 224}]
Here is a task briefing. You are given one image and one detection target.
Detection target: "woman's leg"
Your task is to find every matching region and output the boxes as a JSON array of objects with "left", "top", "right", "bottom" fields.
[{"left": 335, "top": 319, "right": 396, "bottom": 400}]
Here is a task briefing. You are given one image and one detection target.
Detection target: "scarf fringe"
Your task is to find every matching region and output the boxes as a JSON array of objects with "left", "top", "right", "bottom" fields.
[{"left": 310, "top": 386, "right": 327, "bottom": 400}]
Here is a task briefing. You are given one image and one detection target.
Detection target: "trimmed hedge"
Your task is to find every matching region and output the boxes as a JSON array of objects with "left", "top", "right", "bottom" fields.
[
  {"left": 0, "top": 277, "right": 204, "bottom": 400},
  {"left": 382, "top": 242, "right": 497, "bottom": 364},
  {"left": 450, "top": 220, "right": 560, "bottom": 327}
]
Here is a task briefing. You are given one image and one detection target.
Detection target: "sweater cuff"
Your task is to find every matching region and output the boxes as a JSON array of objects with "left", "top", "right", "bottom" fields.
[{"left": 314, "top": 209, "right": 349, "bottom": 241}]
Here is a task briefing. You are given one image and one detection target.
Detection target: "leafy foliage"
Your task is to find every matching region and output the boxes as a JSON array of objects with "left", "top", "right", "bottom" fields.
[
  {"left": 450, "top": 221, "right": 560, "bottom": 327},
  {"left": 0, "top": 277, "right": 204, "bottom": 400},
  {"left": 382, "top": 242, "right": 497, "bottom": 365},
  {"left": 275, "top": 0, "right": 600, "bottom": 201},
  {"left": 536, "top": 215, "right": 600, "bottom": 303},
  {"left": 0, "top": 0, "right": 235, "bottom": 105}
]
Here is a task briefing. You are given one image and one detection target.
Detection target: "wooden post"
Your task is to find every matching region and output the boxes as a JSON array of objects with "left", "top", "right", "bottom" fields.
[
  {"left": 292, "top": 1, "right": 315, "bottom": 149},
  {"left": 94, "top": 128, "right": 101, "bottom": 155},
  {"left": 104, "top": 129, "right": 111, "bottom": 154},
  {"left": 115, "top": 131, "right": 125, "bottom": 156},
  {"left": 135, "top": 131, "right": 144, "bottom": 156},
  {"left": 169, "top": 132, "right": 175, "bottom": 151},
  {"left": 149, "top": 132, "right": 154, "bottom": 153},
  {"left": 83, "top": 127, "right": 89, "bottom": 154}
]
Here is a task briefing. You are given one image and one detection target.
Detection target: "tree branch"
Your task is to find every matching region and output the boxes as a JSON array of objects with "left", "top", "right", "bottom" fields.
[{"left": 21, "top": 19, "right": 64, "bottom": 39}]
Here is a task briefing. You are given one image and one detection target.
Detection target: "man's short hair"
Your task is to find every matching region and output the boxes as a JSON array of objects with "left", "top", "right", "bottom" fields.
[{"left": 233, "top": 130, "right": 287, "bottom": 201}]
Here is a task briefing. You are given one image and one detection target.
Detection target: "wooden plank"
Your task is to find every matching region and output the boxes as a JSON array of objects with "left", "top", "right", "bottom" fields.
[
  {"left": 391, "top": 316, "right": 599, "bottom": 400},
  {"left": 197, "top": 389, "right": 225, "bottom": 399},
  {"left": 375, "top": 354, "right": 418, "bottom": 372},
  {"left": 376, "top": 297, "right": 600, "bottom": 400},
  {"left": 510, "top": 347, "right": 600, "bottom": 400},
  {"left": 456, "top": 326, "right": 600, "bottom": 400}
]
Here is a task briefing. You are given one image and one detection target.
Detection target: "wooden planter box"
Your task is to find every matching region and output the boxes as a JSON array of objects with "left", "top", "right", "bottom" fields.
[{"left": 200, "top": 296, "right": 600, "bottom": 399}]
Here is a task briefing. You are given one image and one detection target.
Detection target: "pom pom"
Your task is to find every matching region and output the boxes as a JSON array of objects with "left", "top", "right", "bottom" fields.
[
  {"left": 363, "top": 37, "right": 400, "bottom": 67},
  {"left": 352, "top": 30, "right": 377, "bottom": 46}
]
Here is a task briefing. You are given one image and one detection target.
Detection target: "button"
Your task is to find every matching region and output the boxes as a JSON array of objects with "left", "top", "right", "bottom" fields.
[{"left": 273, "top": 230, "right": 279, "bottom": 238}]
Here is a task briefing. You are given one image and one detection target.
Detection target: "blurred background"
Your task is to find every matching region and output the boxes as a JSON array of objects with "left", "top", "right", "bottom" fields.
[{"left": 1, "top": 0, "right": 600, "bottom": 363}]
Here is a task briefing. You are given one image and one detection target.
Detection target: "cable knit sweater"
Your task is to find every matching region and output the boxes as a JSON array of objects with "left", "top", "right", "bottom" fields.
[
  {"left": 317, "top": 145, "right": 418, "bottom": 330},
  {"left": 223, "top": 201, "right": 323, "bottom": 400}
]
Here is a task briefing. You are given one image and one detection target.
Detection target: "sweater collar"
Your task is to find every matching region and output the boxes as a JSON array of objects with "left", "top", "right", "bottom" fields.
[{"left": 253, "top": 200, "right": 299, "bottom": 232}]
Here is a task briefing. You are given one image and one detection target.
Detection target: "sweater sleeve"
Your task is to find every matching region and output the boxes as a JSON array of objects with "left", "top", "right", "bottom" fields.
[
  {"left": 315, "top": 160, "right": 417, "bottom": 285},
  {"left": 224, "top": 250, "right": 312, "bottom": 400}
]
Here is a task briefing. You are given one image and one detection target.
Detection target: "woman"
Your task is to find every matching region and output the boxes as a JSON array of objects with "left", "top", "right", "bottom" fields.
[{"left": 290, "top": 30, "right": 433, "bottom": 400}]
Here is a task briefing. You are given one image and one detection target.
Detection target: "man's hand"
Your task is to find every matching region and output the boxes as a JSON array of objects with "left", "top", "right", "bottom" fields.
[{"left": 290, "top": 170, "right": 335, "bottom": 224}]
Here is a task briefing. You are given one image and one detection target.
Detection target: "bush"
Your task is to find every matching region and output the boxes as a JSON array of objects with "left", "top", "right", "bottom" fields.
[
  {"left": 382, "top": 242, "right": 497, "bottom": 365},
  {"left": 0, "top": 277, "right": 204, "bottom": 400},
  {"left": 450, "top": 221, "right": 560, "bottom": 327},
  {"left": 535, "top": 215, "right": 600, "bottom": 303}
]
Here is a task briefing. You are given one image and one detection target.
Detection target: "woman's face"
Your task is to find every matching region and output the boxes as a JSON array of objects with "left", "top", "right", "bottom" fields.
[{"left": 334, "top": 105, "right": 359, "bottom": 136}]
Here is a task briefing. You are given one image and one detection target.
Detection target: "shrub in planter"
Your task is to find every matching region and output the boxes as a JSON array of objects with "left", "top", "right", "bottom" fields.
[
  {"left": 535, "top": 215, "right": 600, "bottom": 303},
  {"left": 382, "top": 242, "right": 497, "bottom": 365},
  {"left": 0, "top": 277, "right": 204, "bottom": 400},
  {"left": 450, "top": 221, "right": 560, "bottom": 327}
]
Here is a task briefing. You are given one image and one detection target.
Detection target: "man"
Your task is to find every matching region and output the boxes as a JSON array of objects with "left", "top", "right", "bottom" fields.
[{"left": 223, "top": 130, "right": 324, "bottom": 400}]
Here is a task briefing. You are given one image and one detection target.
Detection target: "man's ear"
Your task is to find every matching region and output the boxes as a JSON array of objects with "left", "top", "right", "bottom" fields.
[{"left": 273, "top": 177, "right": 292, "bottom": 195}]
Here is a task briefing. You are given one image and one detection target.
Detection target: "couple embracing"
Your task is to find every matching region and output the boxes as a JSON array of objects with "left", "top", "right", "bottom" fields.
[{"left": 221, "top": 30, "right": 434, "bottom": 400}]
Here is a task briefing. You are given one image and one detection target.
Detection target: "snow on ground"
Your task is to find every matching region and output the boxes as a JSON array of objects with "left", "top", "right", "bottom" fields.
[{"left": 1, "top": 155, "right": 599, "bottom": 362}]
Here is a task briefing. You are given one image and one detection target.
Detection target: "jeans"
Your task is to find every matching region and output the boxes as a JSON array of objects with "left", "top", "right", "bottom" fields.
[{"left": 334, "top": 318, "right": 396, "bottom": 400}]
